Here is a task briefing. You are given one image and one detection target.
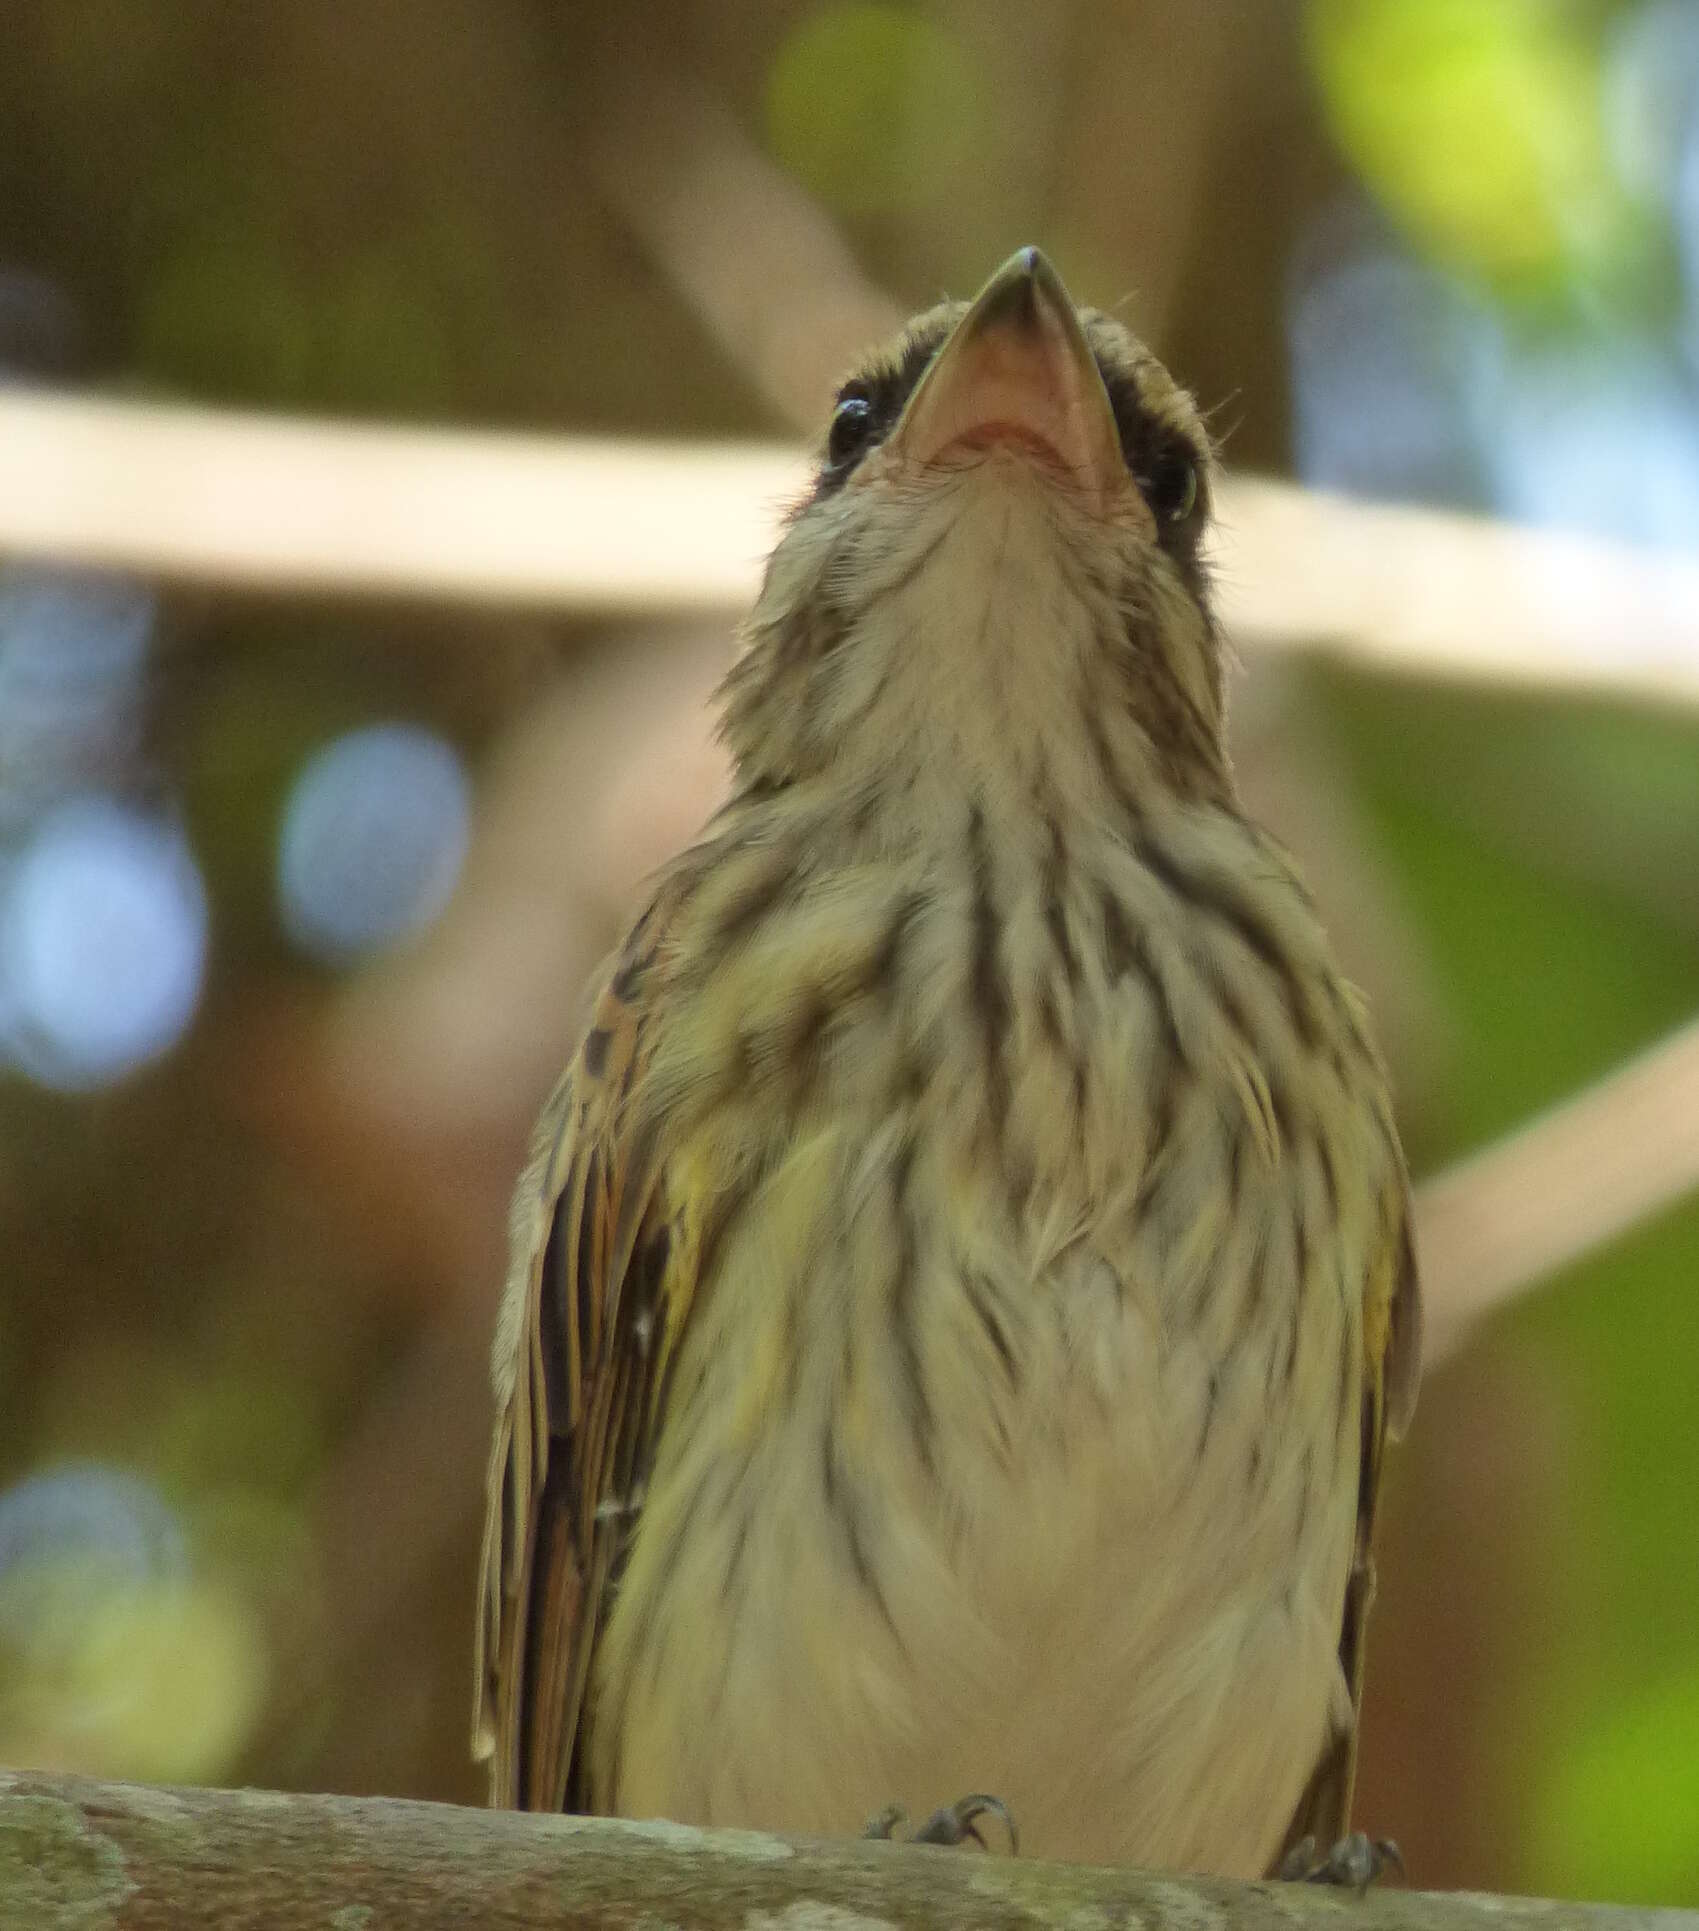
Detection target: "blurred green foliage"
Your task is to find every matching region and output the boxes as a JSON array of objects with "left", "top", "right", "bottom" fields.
[
  {"left": 0, "top": 1547, "right": 267, "bottom": 1782},
  {"left": 1535, "top": 1657, "right": 1699, "bottom": 1903},
  {"left": 1306, "top": 0, "right": 1632, "bottom": 298},
  {"left": 764, "top": 4, "right": 988, "bottom": 219}
]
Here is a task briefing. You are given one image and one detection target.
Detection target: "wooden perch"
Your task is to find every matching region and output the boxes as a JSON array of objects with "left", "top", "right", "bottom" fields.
[{"left": 2, "top": 1772, "right": 1695, "bottom": 1931}]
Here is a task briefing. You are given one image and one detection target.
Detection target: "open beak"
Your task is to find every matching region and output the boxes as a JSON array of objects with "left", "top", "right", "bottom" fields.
[{"left": 885, "top": 247, "right": 1124, "bottom": 510}]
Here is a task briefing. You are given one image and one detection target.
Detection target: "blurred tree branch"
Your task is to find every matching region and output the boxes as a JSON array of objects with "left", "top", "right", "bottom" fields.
[
  {"left": 4, "top": 1770, "right": 1697, "bottom": 1931},
  {"left": 580, "top": 57, "right": 904, "bottom": 427},
  {"left": 4, "top": 390, "right": 1698, "bottom": 707},
  {"left": 1417, "top": 1015, "right": 1699, "bottom": 1362}
]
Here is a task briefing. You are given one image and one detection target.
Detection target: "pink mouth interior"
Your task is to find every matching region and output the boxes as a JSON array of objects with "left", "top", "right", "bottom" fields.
[
  {"left": 935, "top": 420, "right": 1069, "bottom": 466},
  {"left": 901, "top": 324, "right": 1113, "bottom": 492}
]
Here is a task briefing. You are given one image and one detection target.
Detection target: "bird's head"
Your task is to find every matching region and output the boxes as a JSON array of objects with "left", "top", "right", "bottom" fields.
[{"left": 721, "top": 247, "right": 1229, "bottom": 821}]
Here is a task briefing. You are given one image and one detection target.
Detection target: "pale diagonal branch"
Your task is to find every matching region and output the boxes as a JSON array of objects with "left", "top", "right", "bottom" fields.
[
  {"left": 581, "top": 62, "right": 906, "bottom": 428},
  {"left": 1417, "top": 1015, "right": 1699, "bottom": 1364}
]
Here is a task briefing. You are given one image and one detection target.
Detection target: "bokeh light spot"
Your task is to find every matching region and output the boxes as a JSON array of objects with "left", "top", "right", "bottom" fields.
[
  {"left": 1486, "top": 340, "right": 1699, "bottom": 550},
  {"left": 764, "top": 4, "right": 985, "bottom": 219},
  {"left": 1288, "top": 222, "right": 1499, "bottom": 508},
  {"left": 1306, "top": 0, "right": 1622, "bottom": 291},
  {"left": 1532, "top": 1658, "right": 1699, "bottom": 1904},
  {"left": 276, "top": 722, "right": 470, "bottom": 964},
  {"left": 0, "top": 1465, "right": 266, "bottom": 1782},
  {"left": 0, "top": 799, "right": 208, "bottom": 1089},
  {"left": 75, "top": 1576, "right": 269, "bottom": 1783},
  {"left": 1604, "top": 0, "right": 1699, "bottom": 208},
  {"left": 0, "top": 1466, "right": 186, "bottom": 1633},
  {"left": 0, "top": 569, "right": 154, "bottom": 826}
]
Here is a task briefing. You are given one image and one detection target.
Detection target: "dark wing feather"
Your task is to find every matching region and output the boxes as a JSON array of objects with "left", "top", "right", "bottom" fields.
[
  {"left": 474, "top": 891, "right": 687, "bottom": 1811},
  {"left": 1277, "top": 1193, "right": 1422, "bottom": 1866}
]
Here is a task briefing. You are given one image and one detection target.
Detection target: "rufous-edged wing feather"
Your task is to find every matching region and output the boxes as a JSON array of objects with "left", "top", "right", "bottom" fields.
[{"left": 474, "top": 887, "right": 687, "bottom": 1812}]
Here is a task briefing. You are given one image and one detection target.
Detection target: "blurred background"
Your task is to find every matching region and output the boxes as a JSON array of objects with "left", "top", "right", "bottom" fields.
[{"left": 2, "top": 0, "right": 1698, "bottom": 1907}]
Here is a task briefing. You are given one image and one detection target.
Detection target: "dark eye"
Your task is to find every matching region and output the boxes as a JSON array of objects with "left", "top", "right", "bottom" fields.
[
  {"left": 827, "top": 394, "right": 875, "bottom": 469},
  {"left": 1144, "top": 447, "right": 1199, "bottom": 525}
]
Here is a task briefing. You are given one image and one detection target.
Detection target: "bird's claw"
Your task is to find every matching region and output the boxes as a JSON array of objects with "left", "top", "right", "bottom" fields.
[
  {"left": 1277, "top": 1832, "right": 1404, "bottom": 1892},
  {"left": 864, "top": 1793, "right": 1018, "bottom": 1855},
  {"left": 863, "top": 1803, "right": 908, "bottom": 1841}
]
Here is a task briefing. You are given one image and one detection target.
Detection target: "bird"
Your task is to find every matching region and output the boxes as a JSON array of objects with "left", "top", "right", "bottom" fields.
[{"left": 473, "top": 245, "right": 1421, "bottom": 1882}]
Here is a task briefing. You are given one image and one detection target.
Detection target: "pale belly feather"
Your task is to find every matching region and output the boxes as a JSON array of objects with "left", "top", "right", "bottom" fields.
[
  {"left": 598, "top": 1215, "right": 1360, "bottom": 1877},
  {"left": 592, "top": 811, "right": 1376, "bottom": 1876}
]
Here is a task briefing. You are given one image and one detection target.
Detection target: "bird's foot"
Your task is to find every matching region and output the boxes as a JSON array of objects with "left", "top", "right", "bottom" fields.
[
  {"left": 863, "top": 1794, "right": 1018, "bottom": 1854},
  {"left": 1277, "top": 1832, "right": 1404, "bottom": 1892}
]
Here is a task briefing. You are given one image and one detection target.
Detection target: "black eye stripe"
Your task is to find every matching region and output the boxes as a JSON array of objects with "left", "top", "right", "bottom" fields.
[
  {"left": 814, "top": 321, "right": 1208, "bottom": 540},
  {"left": 1098, "top": 368, "right": 1208, "bottom": 540},
  {"left": 836, "top": 331, "right": 949, "bottom": 428},
  {"left": 1100, "top": 374, "right": 1202, "bottom": 481},
  {"left": 813, "top": 324, "right": 957, "bottom": 498}
]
